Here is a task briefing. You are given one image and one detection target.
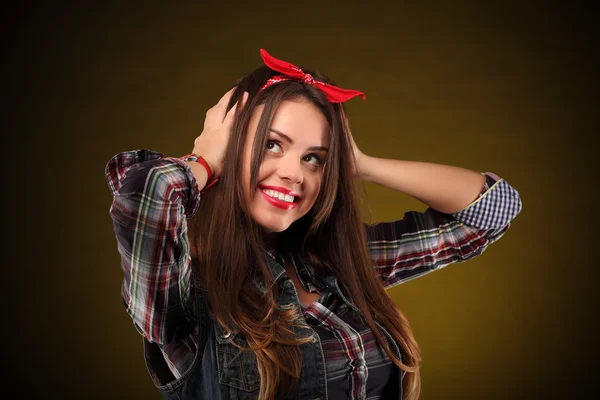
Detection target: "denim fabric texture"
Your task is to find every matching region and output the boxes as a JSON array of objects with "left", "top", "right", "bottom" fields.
[{"left": 147, "top": 255, "right": 404, "bottom": 400}]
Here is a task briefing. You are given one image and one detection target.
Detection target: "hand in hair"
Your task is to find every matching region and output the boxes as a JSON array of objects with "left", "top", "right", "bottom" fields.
[
  {"left": 192, "top": 87, "right": 248, "bottom": 178},
  {"left": 347, "top": 128, "right": 364, "bottom": 178}
]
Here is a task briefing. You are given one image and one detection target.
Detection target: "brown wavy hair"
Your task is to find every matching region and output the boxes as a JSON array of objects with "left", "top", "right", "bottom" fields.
[{"left": 188, "top": 64, "right": 422, "bottom": 399}]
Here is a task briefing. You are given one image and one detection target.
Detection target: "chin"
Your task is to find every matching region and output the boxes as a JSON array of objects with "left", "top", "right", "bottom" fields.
[{"left": 259, "top": 220, "right": 292, "bottom": 233}]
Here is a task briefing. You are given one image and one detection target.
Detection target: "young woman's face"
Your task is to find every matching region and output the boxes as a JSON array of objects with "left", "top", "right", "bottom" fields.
[{"left": 242, "top": 99, "right": 330, "bottom": 234}]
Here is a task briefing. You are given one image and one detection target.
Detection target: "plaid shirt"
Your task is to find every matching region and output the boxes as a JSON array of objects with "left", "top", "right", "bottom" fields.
[{"left": 106, "top": 149, "right": 522, "bottom": 398}]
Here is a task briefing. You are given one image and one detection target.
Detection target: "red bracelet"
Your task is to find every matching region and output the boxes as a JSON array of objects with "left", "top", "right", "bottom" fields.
[{"left": 180, "top": 154, "right": 219, "bottom": 192}]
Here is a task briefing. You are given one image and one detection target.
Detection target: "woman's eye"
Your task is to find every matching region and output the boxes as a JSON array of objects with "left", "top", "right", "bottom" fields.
[
  {"left": 303, "top": 154, "right": 323, "bottom": 167},
  {"left": 266, "top": 140, "right": 323, "bottom": 167},
  {"left": 266, "top": 140, "right": 282, "bottom": 153}
]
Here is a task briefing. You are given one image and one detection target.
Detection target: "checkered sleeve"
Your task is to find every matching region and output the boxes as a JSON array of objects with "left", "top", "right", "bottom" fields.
[
  {"left": 365, "top": 172, "right": 522, "bottom": 289},
  {"left": 106, "top": 149, "right": 201, "bottom": 344}
]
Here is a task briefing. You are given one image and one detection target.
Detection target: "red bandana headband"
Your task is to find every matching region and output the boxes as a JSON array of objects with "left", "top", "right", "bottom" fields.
[{"left": 259, "top": 49, "right": 366, "bottom": 103}]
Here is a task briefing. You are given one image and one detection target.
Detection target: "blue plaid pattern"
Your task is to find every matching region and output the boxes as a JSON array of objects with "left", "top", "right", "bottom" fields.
[{"left": 453, "top": 175, "right": 522, "bottom": 229}]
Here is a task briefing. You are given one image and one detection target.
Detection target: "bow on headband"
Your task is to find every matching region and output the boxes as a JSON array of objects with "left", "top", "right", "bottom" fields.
[{"left": 259, "top": 49, "right": 366, "bottom": 103}]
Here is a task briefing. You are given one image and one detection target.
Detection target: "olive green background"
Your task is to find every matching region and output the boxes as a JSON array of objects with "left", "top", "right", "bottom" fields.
[{"left": 6, "top": 1, "right": 597, "bottom": 399}]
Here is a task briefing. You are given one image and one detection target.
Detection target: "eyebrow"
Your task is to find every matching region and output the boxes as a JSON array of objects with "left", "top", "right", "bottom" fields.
[{"left": 269, "top": 129, "right": 329, "bottom": 152}]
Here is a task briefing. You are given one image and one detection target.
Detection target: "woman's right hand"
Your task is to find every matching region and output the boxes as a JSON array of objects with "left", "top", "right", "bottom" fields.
[{"left": 192, "top": 87, "right": 248, "bottom": 178}]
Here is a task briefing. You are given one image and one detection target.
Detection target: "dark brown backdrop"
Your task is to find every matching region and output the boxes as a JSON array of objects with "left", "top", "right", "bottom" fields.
[{"left": 5, "top": 1, "right": 597, "bottom": 399}]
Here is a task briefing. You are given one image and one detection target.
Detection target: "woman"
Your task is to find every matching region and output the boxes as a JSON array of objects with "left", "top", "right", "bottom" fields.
[{"left": 106, "top": 49, "right": 522, "bottom": 400}]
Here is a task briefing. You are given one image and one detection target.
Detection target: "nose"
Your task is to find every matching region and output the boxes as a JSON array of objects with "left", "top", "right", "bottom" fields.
[{"left": 276, "top": 153, "right": 304, "bottom": 185}]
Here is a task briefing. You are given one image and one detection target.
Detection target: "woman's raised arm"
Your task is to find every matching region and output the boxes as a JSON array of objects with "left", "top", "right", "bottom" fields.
[{"left": 106, "top": 150, "right": 203, "bottom": 345}]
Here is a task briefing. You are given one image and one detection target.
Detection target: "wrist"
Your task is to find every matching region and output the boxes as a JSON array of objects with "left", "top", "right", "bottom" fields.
[
  {"left": 200, "top": 156, "right": 220, "bottom": 179},
  {"left": 181, "top": 154, "right": 220, "bottom": 192},
  {"left": 355, "top": 152, "right": 369, "bottom": 181},
  {"left": 181, "top": 153, "right": 212, "bottom": 177}
]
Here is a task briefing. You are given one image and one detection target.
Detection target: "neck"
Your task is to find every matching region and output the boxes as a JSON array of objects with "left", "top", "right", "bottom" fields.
[{"left": 262, "top": 230, "right": 279, "bottom": 252}]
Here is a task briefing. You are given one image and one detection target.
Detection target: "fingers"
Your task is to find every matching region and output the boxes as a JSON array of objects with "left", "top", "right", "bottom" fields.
[
  {"left": 218, "top": 86, "right": 237, "bottom": 108},
  {"left": 223, "top": 91, "right": 248, "bottom": 128},
  {"left": 205, "top": 88, "right": 248, "bottom": 131},
  {"left": 205, "top": 87, "right": 238, "bottom": 128}
]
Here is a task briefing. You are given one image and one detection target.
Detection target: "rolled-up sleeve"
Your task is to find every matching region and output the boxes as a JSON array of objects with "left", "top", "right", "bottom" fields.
[
  {"left": 451, "top": 172, "right": 521, "bottom": 229},
  {"left": 365, "top": 172, "right": 523, "bottom": 289},
  {"left": 106, "top": 149, "right": 201, "bottom": 344}
]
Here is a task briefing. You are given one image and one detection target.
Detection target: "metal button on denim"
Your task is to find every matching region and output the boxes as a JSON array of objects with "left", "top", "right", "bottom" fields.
[{"left": 350, "top": 359, "right": 363, "bottom": 367}]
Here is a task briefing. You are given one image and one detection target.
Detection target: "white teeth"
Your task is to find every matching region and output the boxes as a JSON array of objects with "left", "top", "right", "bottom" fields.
[{"left": 261, "top": 189, "right": 295, "bottom": 203}]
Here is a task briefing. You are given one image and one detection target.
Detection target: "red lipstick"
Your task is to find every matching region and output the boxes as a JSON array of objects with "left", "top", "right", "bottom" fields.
[
  {"left": 258, "top": 185, "right": 301, "bottom": 199},
  {"left": 258, "top": 186, "right": 301, "bottom": 211}
]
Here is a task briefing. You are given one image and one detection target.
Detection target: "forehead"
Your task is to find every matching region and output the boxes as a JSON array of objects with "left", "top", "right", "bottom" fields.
[{"left": 252, "top": 100, "right": 330, "bottom": 146}]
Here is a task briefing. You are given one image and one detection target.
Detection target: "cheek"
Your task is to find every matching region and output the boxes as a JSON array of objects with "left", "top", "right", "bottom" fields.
[
  {"left": 314, "top": 184, "right": 322, "bottom": 199},
  {"left": 306, "top": 180, "right": 323, "bottom": 205},
  {"left": 254, "top": 164, "right": 267, "bottom": 187}
]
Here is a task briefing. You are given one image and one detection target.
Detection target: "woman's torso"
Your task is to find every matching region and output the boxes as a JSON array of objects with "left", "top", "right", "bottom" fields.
[{"left": 147, "top": 249, "right": 403, "bottom": 400}]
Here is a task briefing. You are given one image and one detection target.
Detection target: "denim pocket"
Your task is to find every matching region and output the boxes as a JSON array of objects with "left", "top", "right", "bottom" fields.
[{"left": 215, "top": 324, "right": 261, "bottom": 393}]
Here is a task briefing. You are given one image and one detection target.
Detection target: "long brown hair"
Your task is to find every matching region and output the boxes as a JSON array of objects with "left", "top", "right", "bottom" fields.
[{"left": 188, "top": 65, "right": 421, "bottom": 399}]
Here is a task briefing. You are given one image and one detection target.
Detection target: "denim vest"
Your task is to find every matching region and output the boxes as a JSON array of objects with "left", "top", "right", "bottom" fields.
[{"left": 148, "top": 253, "right": 405, "bottom": 400}]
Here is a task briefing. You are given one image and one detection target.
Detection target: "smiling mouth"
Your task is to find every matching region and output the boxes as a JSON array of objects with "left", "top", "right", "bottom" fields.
[
  {"left": 260, "top": 188, "right": 299, "bottom": 203},
  {"left": 258, "top": 188, "right": 300, "bottom": 210}
]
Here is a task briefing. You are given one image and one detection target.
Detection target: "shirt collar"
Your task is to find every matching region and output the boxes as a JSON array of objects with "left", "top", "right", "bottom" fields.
[
  {"left": 251, "top": 249, "right": 287, "bottom": 294},
  {"left": 252, "top": 249, "right": 336, "bottom": 294}
]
